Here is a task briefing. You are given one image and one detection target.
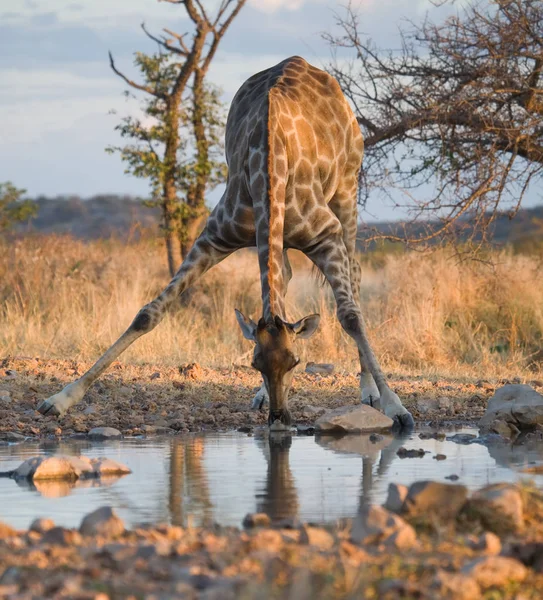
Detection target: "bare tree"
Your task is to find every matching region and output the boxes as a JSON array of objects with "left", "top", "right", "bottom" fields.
[
  {"left": 325, "top": 0, "right": 543, "bottom": 247},
  {"left": 109, "top": 0, "right": 246, "bottom": 276}
]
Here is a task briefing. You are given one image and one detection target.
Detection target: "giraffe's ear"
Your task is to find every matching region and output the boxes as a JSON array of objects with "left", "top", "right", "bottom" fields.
[
  {"left": 235, "top": 309, "right": 257, "bottom": 341},
  {"left": 290, "top": 314, "right": 320, "bottom": 339}
]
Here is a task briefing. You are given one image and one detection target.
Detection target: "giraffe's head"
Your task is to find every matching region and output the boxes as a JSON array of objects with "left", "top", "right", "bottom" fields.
[{"left": 235, "top": 310, "right": 320, "bottom": 428}]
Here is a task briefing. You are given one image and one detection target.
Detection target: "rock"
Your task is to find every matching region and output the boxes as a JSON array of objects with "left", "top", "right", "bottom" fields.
[
  {"left": 90, "top": 457, "right": 131, "bottom": 476},
  {"left": 419, "top": 431, "right": 446, "bottom": 441},
  {"left": 507, "top": 542, "right": 543, "bottom": 573},
  {"left": 0, "top": 391, "right": 11, "bottom": 403},
  {"left": 29, "top": 518, "right": 55, "bottom": 534},
  {"left": 479, "top": 384, "right": 543, "bottom": 430},
  {"left": 237, "top": 425, "right": 252, "bottom": 433},
  {"left": 416, "top": 398, "right": 439, "bottom": 414},
  {"left": 446, "top": 433, "right": 477, "bottom": 444},
  {"left": 13, "top": 456, "right": 78, "bottom": 481},
  {"left": 242, "top": 513, "right": 271, "bottom": 528},
  {"left": 305, "top": 362, "right": 334, "bottom": 375},
  {"left": 250, "top": 529, "right": 283, "bottom": 553},
  {"left": 468, "top": 532, "right": 501, "bottom": 555},
  {"left": 432, "top": 571, "right": 481, "bottom": 600},
  {"left": 369, "top": 433, "right": 384, "bottom": 443},
  {"left": 4, "top": 369, "right": 17, "bottom": 379},
  {"left": 402, "top": 481, "right": 468, "bottom": 520},
  {"left": 351, "top": 505, "right": 417, "bottom": 550},
  {"left": 299, "top": 525, "right": 335, "bottom": 550},
  {"left": 384, "top": 483, "right": 408, "bottom": 513},
  {"left": 179, "top": 362, "right": 205, "bottom": 379},
  {"left": 0, "top": 432, "right": 25, "bottom": 442},
  {"left": 79, "top": 506, "right": 125, "bottom": 537},
  {"left": 82, "top": 406, "right": 96, "bottom": 415},
  {"left": 300, "top": 405, "right": 325, "bottom": 418},
  {"left": 150, "top": 371, "right": 161, "bottom": 380},
  {"left": 0, "top": 522, "right": 17, "bottom": 538},
  {"left": 485, "top": 418, "right": 520, "bottom": 440},
  {"left": 296, "top": 424, "right": 315, "bottom": 435},
  {"left": 434, "top": 454, "right": 447, "bottom": 460},
  {"left": 445, "top": 474, "right": 460, "bottom": 481},
  {"left": 315, "top": 404, "right": 393, "bottom": 434},
  {"left": 88, "top": 427, "right": 122, "bottom": 440},
  {"left": 41, "top": 526, "right": 82, "bottom": 546},
  {"left": 396, "top": 447, "right": 425, "bottom": 458},
  {"left": 470, "top": 483, "right": 524, "bottom": 531},
  {"left": 462, "top": 556, "right": 527, "bottom": 589},
  {"left": 470, "top": 433, "right": 508, "bottom": 446},
  {"left": 66, "top": 456, "right": 95, "bottom": 478}
]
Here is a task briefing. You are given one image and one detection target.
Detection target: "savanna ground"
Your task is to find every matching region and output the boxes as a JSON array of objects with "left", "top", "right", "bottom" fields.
[
  {"left": 2, "top": 235, "right": 543, "bottom": 599},
  {"left": 0, "top": 234, "right": 542, "bottom": 436}
]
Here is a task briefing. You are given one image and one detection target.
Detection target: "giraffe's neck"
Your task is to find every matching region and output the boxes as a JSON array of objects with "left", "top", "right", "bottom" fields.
[{"left": 259, "top": 247, "right": 286, "bottom": 323}]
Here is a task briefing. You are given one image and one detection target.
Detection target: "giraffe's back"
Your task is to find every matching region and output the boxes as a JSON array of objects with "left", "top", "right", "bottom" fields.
[{"left": 220, "top": 56, "right": 363, "bottom": 250}]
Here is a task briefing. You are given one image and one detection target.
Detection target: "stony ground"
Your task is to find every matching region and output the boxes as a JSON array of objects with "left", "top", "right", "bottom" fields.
[
  {"left": 2, "top": 481, "right": 543, "bottom": 599},
  {"left": 2, "top": 357, "right": 542, "bottom": 439}
]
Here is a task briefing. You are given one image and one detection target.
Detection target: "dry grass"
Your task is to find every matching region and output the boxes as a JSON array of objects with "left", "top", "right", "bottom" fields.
[{"left": 0, "top": 234, "right": 542, "bottom": 380}]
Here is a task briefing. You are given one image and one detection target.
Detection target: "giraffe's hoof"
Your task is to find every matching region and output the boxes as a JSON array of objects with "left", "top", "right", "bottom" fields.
[
  {"left": 37, "top": 399, "right": 62, "bottom": 417},
  {"left": 268, "top": 408, "right": 291, "bottom": 429},
  {"left": 392, "top": 411, "right": 415, "bottom": 431},
  {"left": 251, "top": 388, "right": 268, "bottom": 411}
]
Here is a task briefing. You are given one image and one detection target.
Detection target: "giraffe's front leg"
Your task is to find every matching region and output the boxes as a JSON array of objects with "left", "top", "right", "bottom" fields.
[
  {"left": 361, "top": 369, "right": 381, "bottom": 410},
  {"left": 251, "top": 382, "right": 269, "bottom": 410},
  {"left": 38, "top": 381, "right": 88, "bottom": 416}
]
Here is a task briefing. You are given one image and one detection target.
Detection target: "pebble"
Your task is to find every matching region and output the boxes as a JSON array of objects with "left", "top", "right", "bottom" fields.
[
  {"left": 461, "top": 556, "right": 527, "bottom": 589},
  {"left": 434, "top": 454, "right": 447, "bottom": 460},
  {"left": 79, "top": 506, "right": 125, "bottom": 537},
  {"left": 243, "top": 513, "right": 271, "bottom": 528},
  {"left": 468, "top": 532, "right": 501, "bottom": 555},
  {"left": 402, "top": 481, "right": 468, "bottom": 520},
  {"left": 396, "top": 447, "right": 425, "bottom": 458},
  {"left": 88, "top": 427, "right": 122, "bottom": 440}
]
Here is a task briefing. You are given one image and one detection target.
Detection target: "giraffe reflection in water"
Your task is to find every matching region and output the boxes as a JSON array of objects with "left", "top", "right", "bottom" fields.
[
  {"left": 168, "top": 437, "right": 213, "bottom": 527},
  {"left": 255, "top": 433, "right": 299, "bottom": 523}
]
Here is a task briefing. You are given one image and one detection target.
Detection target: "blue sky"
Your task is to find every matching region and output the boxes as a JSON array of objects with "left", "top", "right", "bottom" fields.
[{"left": 3, "top": 0, "right": 536, "bottom": 222}]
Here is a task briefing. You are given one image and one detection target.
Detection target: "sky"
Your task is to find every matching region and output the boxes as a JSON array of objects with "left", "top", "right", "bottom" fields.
[{"left": 2, "top": 0, "right": 537, "bottom": 221}]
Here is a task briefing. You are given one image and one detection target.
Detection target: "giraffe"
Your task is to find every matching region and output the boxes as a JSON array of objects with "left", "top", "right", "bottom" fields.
[{"left": 37, "top": 56, "right": 414, "bottom": 429}]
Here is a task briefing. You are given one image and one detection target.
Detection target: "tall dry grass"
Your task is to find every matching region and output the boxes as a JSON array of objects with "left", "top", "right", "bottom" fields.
[{"left": 0, "top": 234, "right": 542, "bottom": 379}]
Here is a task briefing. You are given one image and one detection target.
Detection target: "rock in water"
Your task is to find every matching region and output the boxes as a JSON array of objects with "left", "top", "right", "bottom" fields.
[
  {"left": 13, "top": 457, "right": 78, "bottom": 481},
  {"left": 315, "top": 404, "right": 393, "bottom": 434},
  {"left": 479, "top": 384, "right": 543, "bottom": 430},
  {"left": 11, "top": 455, "right": 131, "bottom": 481},
  {"left": 90, "top": 457, "right": 132, "bottom": 476}
]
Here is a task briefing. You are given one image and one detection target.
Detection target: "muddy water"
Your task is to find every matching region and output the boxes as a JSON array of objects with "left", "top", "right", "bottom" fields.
[{"left": 1, "top": 428, "right": 543, "bottom": 530}]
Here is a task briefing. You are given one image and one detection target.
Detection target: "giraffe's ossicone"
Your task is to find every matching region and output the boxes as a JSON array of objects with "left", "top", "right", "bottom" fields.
[{"left": 37, "top": 56, "right": 414, "bottom": 430}]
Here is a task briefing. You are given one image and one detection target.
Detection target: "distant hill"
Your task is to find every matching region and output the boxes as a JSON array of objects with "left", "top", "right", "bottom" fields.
[
  {"left": 358, "top": 204, "right": 543, "bottom": 249},
  {"left": 15, "top": 195, "right": 160, "bottom": 239},
  {"left": 12, "top": 194, "right": 543, "bottom": 249}
]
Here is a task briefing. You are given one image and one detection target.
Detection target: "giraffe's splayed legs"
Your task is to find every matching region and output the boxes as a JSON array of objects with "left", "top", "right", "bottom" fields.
[
  {"left": 306, "top": 234, "right": 414, "bottom": 430},
  {"left": 37, "top": 231, "right": 236, "bottom": 417}
]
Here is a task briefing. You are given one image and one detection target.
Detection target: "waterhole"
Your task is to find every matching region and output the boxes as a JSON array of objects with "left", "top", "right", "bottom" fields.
[{"left": 1, "top": 427, "right": 542, "bottom": 529}]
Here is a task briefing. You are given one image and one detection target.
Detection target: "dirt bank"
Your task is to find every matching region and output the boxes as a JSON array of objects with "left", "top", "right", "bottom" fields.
[{"left": 1, "top": 357, "right": 541, "bottom": 439}]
